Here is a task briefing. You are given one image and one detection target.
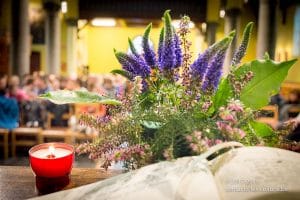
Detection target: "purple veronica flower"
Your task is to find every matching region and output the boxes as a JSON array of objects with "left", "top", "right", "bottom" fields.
[
  {"left": 231, "top": 22, "right": 253, "bottom": 66},
  {"left": 189, "top": 49, "right": 210, "bottom": 82},
  {"left": 190, "top": 36, "right": 234, "bottom": 84},
  {"left": 160, "top": 37, "right": 176, "bottom": 70},
  {"left": 173, "top": 28, "right": 182, "bottom": 68},
  {"left": 141, "top": 79, "right": 148, "bottom": 92},
  {"left": 201, "top": 49, "right": 227, "bottom": 92},
  {"left": 114, "top": 50, "right": 150, "bottom": 78},
  {"left": 142, "top": 23, "right": 157, "bottom": 68},
  {"left": 159, "top": 10, "right": 177, "bottom": 71},
  {"left": 157, "top": 27, "right": 164, "bottom": 64}
]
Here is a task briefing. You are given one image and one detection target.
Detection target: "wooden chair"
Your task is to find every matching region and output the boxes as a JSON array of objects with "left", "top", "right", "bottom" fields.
[
  {"left": 46, "top": 112, "right": 72, "bottom": 129},
  {"left": 0, "top": 129, "right": 9, "bottom": 159},
  {"left": 11, "top": 127, "right": 42, "bottom": 157},
  {"left": 73, "top": 131, "right": 97, "bottom": 143},
  {"left": 257, "top": 105, "right": 279, "bottom": 129},
  {"left": 287, "top": 106, "right": 300, "bottom": 118},
  {"left": 41, "top": 128, "right": 72, "bottom": 144}
]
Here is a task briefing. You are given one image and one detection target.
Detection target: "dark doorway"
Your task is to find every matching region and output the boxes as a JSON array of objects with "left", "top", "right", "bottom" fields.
[{"left": 30, "top": 51, "right": 41, "bottom": 73}]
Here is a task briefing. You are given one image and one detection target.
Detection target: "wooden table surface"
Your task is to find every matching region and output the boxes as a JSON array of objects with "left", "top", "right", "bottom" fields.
[{"left": 0, "top": 166, "right": 120, "bottom": 200}]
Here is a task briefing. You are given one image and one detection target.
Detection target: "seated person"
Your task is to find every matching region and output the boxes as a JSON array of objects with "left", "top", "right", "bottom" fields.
[
  {"left": 279, "top": 90, "right": 300, "bottom": 122},
  {"left": 46, "top": 102, "right": 70, "bottom": 127},
  {"left": 0, "top": 74, "right": 19, "bottom": 129}
]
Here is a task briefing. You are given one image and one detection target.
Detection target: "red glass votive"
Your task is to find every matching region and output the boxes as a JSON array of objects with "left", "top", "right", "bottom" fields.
[{"left": 29, "top": 143, "right": 74, "bottom": 178}]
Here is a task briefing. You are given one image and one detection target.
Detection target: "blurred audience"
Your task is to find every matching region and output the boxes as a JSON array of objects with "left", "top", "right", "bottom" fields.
[
  {"left": 279, "top": 90, "right": 300, "bottom": 122},
  {"left": 0, "top": 74, "right": 19, "bottom": 129},
  {"left": 0, "top": 71, "right": 126, "bottom": 130}
]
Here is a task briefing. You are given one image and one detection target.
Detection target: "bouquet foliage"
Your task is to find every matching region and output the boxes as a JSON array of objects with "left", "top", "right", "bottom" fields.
[{"left": 42, "top": 11, "right": 296, "bottom": 170}]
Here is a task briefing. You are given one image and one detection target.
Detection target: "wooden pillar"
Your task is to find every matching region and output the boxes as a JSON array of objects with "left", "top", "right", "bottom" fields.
[
  {"left": 256, "top": 0, "right": 277, "bottom": 59},
  {"left": 11, "top": 0, "right": 30, "bottom": 76},
  {"left": 44, "top": 0, "right": 61, "bottom": 74}
]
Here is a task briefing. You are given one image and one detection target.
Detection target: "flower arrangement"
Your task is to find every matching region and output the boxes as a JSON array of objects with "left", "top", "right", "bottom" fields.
[{"left": 42, "top": 11, "right": 296, "bottom": 170}]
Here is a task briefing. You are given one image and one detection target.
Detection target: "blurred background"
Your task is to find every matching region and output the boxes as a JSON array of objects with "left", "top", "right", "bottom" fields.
[{"left": 0, "top": 0, "right": 299, "bottom": 79}]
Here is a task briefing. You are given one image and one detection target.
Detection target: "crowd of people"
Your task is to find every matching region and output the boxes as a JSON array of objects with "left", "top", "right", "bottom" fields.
[{"left": 0, "top": 72, "right": 128, "bottom": 130}]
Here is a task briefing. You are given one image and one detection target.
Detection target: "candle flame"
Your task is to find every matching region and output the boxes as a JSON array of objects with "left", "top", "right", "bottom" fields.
[{"left": 49, "top": 145, "right": 55, "bottom": 155}]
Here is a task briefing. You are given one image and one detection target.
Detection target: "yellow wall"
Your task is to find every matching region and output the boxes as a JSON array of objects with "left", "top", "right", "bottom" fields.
[
  {"left": 60, "top": 15, "right": 67, "bottom": 75},
  {"left": 85, "top": 25, "right": 202, "bottom": 74},
  {"left": 276, "top": 6, "right": 300, "bottom": 83}
]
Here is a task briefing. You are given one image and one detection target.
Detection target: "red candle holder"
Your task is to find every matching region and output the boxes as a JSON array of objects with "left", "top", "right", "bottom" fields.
[{"left": 29, "top": 143, "right": 74, "bottom": 194}]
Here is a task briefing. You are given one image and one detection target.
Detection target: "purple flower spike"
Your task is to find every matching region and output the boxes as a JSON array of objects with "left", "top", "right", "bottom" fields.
[
  {"left": 190, "top": 50, "right": 210, "bottom": 82},
  {"left": 142, "top": 23, "right": 157, "bottom": 68},
  {"left": 173, "top": 28, "right": 183, "bottom": 68},
  {"left": 158, "top": 27, "right": 164, "bottom": 65},
  {"left": 201, "top": 49, "right": 227, "bottom": 92},
  {"left": 159, "top": 10, "right": 177, "bottom": 71},
  {"left": 114, "top": 50, "right": 150, "bottom": 79}
]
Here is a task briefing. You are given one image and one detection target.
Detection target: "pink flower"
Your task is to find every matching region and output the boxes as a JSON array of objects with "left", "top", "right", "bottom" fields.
[
  {"left": 219, "top": 108, "right": 237, "bottom": 123},
  {"left": 233, "top": 128, "right": 246, "bottom": 139},
  {"left": 227, "top": 99, "right": 244, "bottom": 112},
  {"left": 202, "top": 101, "right": 212, "bottom": 110},
  {"left": 193, "top": 131, "right": 202, "bottom": 140},
  {"left": 216, "top": 121, "right": 227, "bottom": 130},
  {"left": 189, "top": 143, "right": 198, "bottom": 152},
  {"left": 217, "top": 121, "right": 233, "bottom": 133},
  {"left": 215, "top": 139, "right": 223, "bottom": 144},
  {"left": 163, "top": 150, "right": 170, "bottom": 159},
  {"left": 238, "top": 129, "right": 246, "bottom": 138},
  {"left": 186, "top": 135, "right": 193, "bottom": 142}
]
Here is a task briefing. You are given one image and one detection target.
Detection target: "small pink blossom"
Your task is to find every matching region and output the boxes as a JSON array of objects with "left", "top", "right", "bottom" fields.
[
  {"left": 219, "top": 110, "right": 237, "bottom": 123},
  {"left": 202, "top": 101, "right": 212, "bottom": 111},
  {"left": 163, "top": 150, "right": 170, "bottom": 159},
  {"left": 227, "top": 99, "right": 244, "bottom": 112},
  {"left": 193, "top": 131, "right": 202, "bottom": 140},
  {"left": 186, "top": 135, "right": 193, "bottom": 142},
  {"left": 216, "top": 121, "right": 227, "bottom": 130},
  {"left": 232, "top": 128, "right": 246, "bottom": 139},
  {"left": 238, "top": 129, "right": 246, "bottom": 138},
  {"left": 215, "top": 139, "right": 223, "bottom": 144},
  {"left": 189, "top": 143, "right": 198, "bottom": 152}
]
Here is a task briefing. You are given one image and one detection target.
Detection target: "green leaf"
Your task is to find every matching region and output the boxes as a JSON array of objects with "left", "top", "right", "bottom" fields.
[
  {"left": 163, "top": 10, "right": 172, "bottom": 34},
  {"left": 128, "top": 38, "right": 138, "bottom": 56},
  {"left": 249, "top": 121, "right": 274, "bottom": 137},
  {"left": 39, "top": 90, "right": 122, "bottom": 105},
  {"left": 237, "top": 58, "right": 297, "bottom": 109},
  {"left": 213, "top": 78, "right": 233, "bottom": 109},
  {"left": 141, "top": 120, "right": 163, "bottom": 129},
  {"left": 144, "top": 23, "right": 152, "bottom": 39},
  {"left": 111, "top": 69, "right": 132, "bottom": 80}
]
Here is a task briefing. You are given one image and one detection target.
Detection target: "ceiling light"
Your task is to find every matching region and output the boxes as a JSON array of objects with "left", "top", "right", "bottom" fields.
[
  {"left": 201, "top": 23, "right": 207, "bottom": 32},
  {"left": 219, "top": 9, "right": 226, "bottom": 18},
  {"left": 91, "top": 18, "right": 117, "bottom": 27},
  {"left": 61, "top": 1, "right": 67, "bottom": 14},
  {"left": 172, "top": 20, "right": 195, "bottom": 29}
]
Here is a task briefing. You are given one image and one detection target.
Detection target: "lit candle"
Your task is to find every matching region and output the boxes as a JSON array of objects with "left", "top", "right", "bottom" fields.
[{"left": 29, "top": 143, "right": 74, "bottom": 178}]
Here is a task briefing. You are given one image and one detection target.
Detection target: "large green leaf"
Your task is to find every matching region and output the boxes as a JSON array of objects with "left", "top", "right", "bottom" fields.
[
  {"left": 39, "top": 90, "right": 122, "bottom": 105},
  {"left": 213, "top": 78, "right": 233, "bottom": 110},
  {"left": 237, "top": 58, "right": 297, "bottom": 109},
  {"left": 249, "top": 121, "right": 274, "bottom": 137}
]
